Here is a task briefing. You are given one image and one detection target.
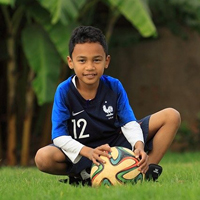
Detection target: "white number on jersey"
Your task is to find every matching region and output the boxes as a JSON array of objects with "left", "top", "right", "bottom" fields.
[{"left": 72, "top": 119, "right": 89, "bottom": 139}]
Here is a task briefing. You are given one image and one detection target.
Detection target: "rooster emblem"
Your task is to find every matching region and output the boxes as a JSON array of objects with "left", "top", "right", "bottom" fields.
[{"left": 103, "top": 105, "right": 113, "bottom": 117}]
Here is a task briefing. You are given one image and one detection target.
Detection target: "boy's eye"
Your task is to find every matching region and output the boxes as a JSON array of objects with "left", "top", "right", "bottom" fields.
[
  {"left": 94, "top": 58, "right": 101, "bottom": 63},
  {"left": 78, "top": 59, "right": 85, "bottom": 63}
]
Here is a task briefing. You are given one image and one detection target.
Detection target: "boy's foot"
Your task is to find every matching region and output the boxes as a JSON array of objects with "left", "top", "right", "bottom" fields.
[
  {"left": 59, "top": 176, "right": 91, "bottom": 186},
  {"left": 145, "top": 164, "right": 163, "bottom": 181},
  {"left": 59, "top": 169, "right": 91, "bottom": 186}
]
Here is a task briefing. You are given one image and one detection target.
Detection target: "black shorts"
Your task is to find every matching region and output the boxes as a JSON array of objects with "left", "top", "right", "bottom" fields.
[{"left": 52, "top": 115, "right": 152, "bottom": 176}]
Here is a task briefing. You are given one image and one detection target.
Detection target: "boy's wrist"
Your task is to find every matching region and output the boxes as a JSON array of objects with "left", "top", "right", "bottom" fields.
[
  {"left": 134, "top": 141, "right": 144, "bottom": 151},
  {"left": 80, "top": 146, "right": 93, "bottom": 160}
]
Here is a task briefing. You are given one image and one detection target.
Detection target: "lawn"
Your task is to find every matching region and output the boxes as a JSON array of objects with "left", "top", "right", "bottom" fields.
[{"left": 0, "top": 152, "right": 200, "bottom": 200}]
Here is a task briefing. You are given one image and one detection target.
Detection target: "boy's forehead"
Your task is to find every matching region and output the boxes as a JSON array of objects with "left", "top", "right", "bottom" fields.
[{"left": 73, "top": 42, "right": 105, "bottom": 56}]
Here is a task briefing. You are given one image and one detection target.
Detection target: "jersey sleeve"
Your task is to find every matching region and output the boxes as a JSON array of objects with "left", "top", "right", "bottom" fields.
[
  {"left": 115, "top": 80, "right": 137, "bottom": 126},
  {"left": 51, "top": 82, "right": 71, "bottom": 140}
]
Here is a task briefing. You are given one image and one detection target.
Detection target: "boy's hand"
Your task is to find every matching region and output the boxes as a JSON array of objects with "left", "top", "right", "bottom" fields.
[
  {"left": 134, "top": 148, "right": 149, "bottom": 174},
  {"left": 88, "top": 144, "right": 112, "bottom": 166},
  {"left": 134, "top": 141, "right": 149, "bottom": 173}
]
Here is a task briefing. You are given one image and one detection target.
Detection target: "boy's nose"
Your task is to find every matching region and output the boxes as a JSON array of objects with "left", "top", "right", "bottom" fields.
[{"left": 86, "top": 62, "right": 95, "bottom": 70}]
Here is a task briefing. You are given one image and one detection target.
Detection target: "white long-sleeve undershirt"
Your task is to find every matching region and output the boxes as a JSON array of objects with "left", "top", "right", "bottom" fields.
[
  {"left": 53, "top": 135, "right": 84, "bottom": 163},
  {"left": 121, "top": 121, "right": 144, "bottom": 150}
]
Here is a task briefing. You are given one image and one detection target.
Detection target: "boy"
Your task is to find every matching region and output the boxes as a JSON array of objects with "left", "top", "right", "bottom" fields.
[{"left": 35, "top": 26, "right": 181, "bottom": 185}]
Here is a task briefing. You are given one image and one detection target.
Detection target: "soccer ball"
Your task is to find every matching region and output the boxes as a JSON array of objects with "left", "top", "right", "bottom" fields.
[{"left": 90, "top": 146, "right": 144, "bottom": 187}]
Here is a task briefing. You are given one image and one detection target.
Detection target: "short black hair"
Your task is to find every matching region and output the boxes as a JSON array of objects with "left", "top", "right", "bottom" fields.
[{"left": 69, "top": 26, "right": 108, "bottom": 58}]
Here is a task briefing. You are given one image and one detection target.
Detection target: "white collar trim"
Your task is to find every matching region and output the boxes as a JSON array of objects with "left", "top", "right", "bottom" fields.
[{"left": 72, "top": 75, "right": 77, "bottom": 88}]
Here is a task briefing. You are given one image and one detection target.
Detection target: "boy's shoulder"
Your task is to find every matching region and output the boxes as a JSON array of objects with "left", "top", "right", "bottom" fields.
[
  {"left": 101, "top": 75, "right": 121, "bottom": 84},
  {"left": 101, "top": 75, "right": 123, "bottom": 90},
  {"left": 57, "top": 75, "right": 73, "bottom": 89}
]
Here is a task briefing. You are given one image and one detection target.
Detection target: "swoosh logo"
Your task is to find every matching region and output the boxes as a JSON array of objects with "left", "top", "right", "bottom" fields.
[{"left": 72, "top": 110, "right": 84, "bottom": 116}]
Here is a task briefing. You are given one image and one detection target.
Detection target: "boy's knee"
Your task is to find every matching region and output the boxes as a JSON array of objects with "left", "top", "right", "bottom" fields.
[
  {"left": 35, "top": 148, "right": 50, "bottom": 172},
  {"left": 165, "top": 108, "right": 181, "bottom": 126}
]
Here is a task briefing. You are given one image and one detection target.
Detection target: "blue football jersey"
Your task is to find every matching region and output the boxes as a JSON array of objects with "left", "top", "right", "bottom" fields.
[{"left": 52, "top": 75, "right": 136, "bottom": 148}]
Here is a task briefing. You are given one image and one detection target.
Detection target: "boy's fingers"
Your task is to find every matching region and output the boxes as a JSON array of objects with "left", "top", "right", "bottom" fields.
[
  {"left": 93, "top": 156, "right": 107, "bottom": 165},
  {"left": 96, "top": 145, "right": 112, "bottom": 158},
  {"left": 98, "top": 144, "right": 112, "bottom": 152},
  {"left": 92, "top": 159, "right": 100, "bottom": 166},
  {"left": 138, "top": 163, "right": 148, "bottom": 174},
  {"left": 134, "top": 149, "right": 140, "bottom": 159},
  {"left": 137, "top": 154, "right": 149, "bottom": 173},
  {"left": 92, "top": 144, "right": 113, "bottom": 165}
]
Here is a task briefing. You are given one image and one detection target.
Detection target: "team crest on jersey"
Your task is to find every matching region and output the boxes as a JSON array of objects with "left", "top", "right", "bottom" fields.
[{"left": 103, "top": 104, "right": 114, "bottom": 119}]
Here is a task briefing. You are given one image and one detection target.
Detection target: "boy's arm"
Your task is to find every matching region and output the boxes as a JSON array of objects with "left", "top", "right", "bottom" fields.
[
  {"left": 121, "top": 121, "right": 144, "bottom": 149},
  {"left": 53, "top": 135, "right": 84, "bottom": 163},
  {"left": 53, "top": 136, "right": 112, "bottom": 165}
]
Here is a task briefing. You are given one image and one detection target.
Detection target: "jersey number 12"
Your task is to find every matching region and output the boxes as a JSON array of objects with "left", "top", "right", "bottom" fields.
[{"left": 72, "top": 119, "right": 89, "bottom": 139}]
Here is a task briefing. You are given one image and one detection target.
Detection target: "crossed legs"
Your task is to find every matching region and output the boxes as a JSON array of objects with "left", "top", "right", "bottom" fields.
[{"left": 35, "top": 107, "right": 181, "bottom": 175}]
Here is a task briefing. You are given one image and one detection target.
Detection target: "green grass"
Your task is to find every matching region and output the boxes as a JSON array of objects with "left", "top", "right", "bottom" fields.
[{"left": 1, "top": 152, "right": 200, "bottom": 200}]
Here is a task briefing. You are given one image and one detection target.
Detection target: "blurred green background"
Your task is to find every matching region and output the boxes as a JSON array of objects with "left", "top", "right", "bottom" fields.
[{"left": 0, "top": 0, "right": 200, "bottom": 166}]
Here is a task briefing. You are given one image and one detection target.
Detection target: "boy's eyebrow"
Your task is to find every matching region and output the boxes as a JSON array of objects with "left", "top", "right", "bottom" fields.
[
  {"left": 76, "top": 55, "right": 103, "bottom": 58},
  {"left": 76, "top": 56, "right": 86, "bottom": 58}
]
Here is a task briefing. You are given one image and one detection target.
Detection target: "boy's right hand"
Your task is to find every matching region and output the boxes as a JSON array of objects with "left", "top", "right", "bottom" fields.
[{"left": 88, "top": 144, "right": 112, "bottom": 166}]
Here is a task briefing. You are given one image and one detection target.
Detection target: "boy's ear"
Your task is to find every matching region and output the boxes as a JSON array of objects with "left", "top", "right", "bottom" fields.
[
  {"left": 105, "top": 55, "right": 111, "bottom": 69},
  {"left": 67, "top": 56, "right": 73, "bottom": 69}
]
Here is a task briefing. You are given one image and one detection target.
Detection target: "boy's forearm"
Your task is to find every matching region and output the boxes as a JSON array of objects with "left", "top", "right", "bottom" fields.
[{"left": 80, "top": 146, "right": 93, "bottom": 159}]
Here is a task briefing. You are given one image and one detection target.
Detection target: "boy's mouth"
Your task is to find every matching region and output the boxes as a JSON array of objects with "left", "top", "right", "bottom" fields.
[{"left": 83, "top": 73, "right": 97, "bottom": 77}]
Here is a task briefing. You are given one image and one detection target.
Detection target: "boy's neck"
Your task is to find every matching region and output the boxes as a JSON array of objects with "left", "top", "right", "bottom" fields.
[
  {"left": 75, "top": 77, "right": 99, "bottom": 100},
  {"left": 78, "top": 89, "right": 97, "bottom": 100}
]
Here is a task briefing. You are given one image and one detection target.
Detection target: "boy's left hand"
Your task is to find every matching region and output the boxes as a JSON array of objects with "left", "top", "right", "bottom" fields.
[{"left": 134, "top": 148, "right": 149, "bottom": 174}]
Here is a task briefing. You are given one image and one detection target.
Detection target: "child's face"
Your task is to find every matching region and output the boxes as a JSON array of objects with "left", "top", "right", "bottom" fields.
[{"left": 67, "top": 42, "right": 110, "bottom": 89}]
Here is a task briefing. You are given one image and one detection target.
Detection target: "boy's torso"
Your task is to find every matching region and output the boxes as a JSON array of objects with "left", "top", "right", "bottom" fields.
[
  {"left": 52, "top": 75, "right": 135, "bottom": 147},
  {"left": 66, "top": 75, "right": 121, "bottom": 147}
]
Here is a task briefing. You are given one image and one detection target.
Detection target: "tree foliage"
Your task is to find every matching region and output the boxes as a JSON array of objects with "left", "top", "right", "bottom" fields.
[
  {"left": 1, "top": 0, "right": 156, "bottom": 105},
  {"left": 150, "top": 0, "right": 200, "bottom": 36},
  {"left": 0, "top": 0, "right": 156, "bottom": 165}
]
